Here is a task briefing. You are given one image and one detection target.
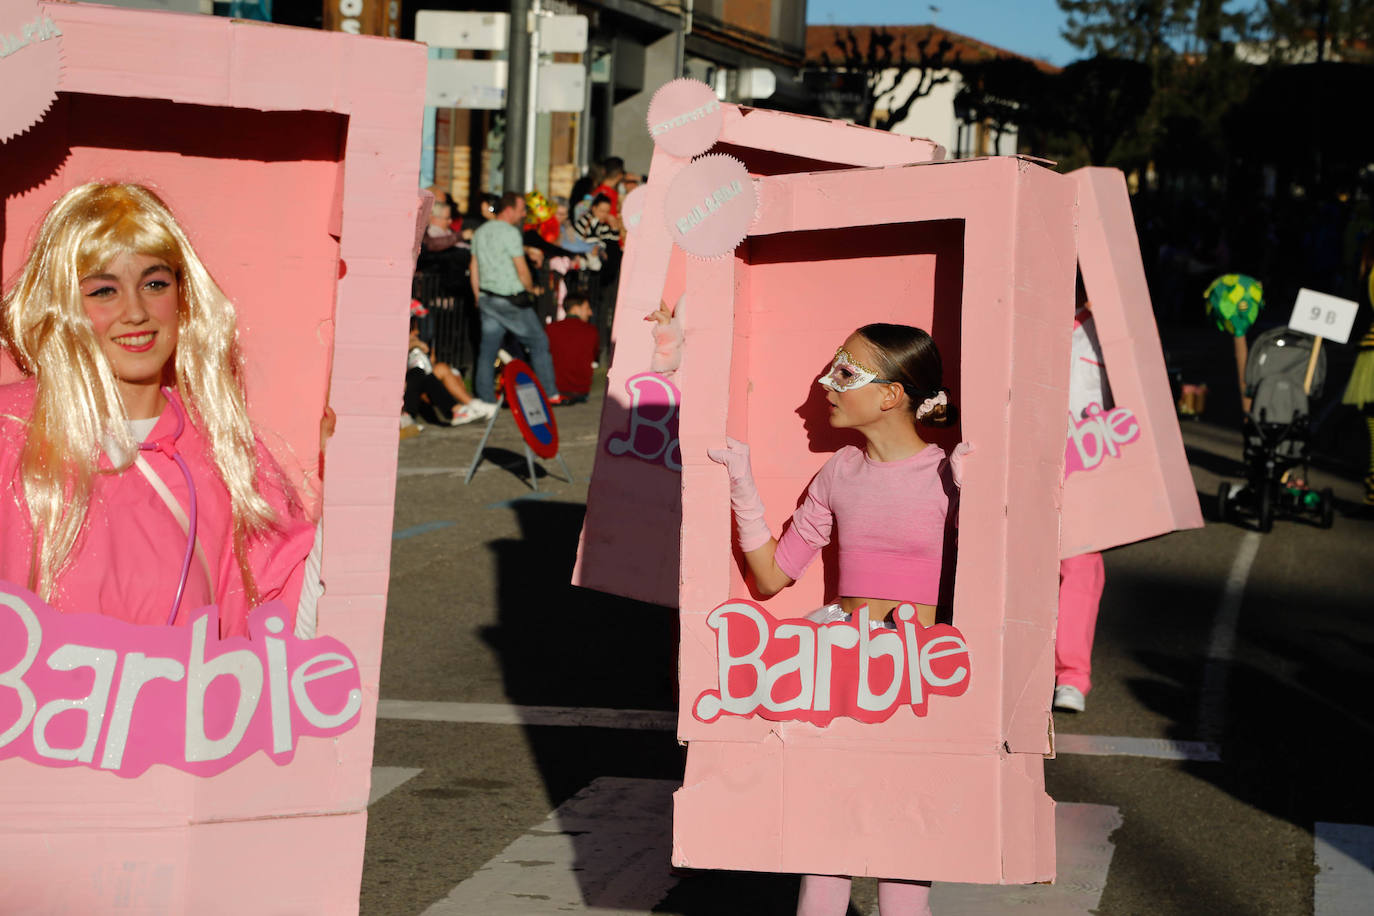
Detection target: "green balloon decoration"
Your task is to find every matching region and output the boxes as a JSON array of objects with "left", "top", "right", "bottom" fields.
[{"left": 1204, "top": 273, "right": 1264, "bottom": 337}]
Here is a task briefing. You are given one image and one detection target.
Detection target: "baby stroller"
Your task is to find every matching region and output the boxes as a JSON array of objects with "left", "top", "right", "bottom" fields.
[{"left": 1217, "top": 326, "right": 1334, "bottom": 531}]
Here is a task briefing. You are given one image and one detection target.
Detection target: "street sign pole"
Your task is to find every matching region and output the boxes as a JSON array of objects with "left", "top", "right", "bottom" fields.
[
  {"left": 525, "top": 0, "right": 542, "bottom": 191},
  {"left": 504, "top": 0, "right": 530, "bottom": 193}
]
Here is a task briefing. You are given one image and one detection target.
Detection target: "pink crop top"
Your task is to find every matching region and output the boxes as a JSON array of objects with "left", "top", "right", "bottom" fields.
[{"left": 773, "top": 444, "right": 954, "bottom": 604}]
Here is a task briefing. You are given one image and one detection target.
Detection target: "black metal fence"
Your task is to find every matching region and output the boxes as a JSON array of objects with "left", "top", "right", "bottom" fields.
[{"left": 411, "top": 268, "right": 476, "bottom": 374}]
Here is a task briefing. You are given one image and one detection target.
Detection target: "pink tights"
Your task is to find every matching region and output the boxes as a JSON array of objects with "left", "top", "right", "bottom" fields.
[
  {"left": 797, "top": 874, "right": 933, "bottom": 916},
  {"left": 1056, "top": 551, "right": 1106, "bottom": 694}
]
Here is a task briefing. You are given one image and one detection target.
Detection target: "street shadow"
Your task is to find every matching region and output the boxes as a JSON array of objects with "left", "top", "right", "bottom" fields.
[
  {"left": 472, "top": 445, "right": 562, "bottom": 488},
  {"left": 1185, "top": 445, "right": 1248, "bottom": 480},
  {"left": 1116, "top": 565, "right": 1374, "bottom": 882},
  {"left": 484, "top": 500, "right": 687, "bottom": 908}
]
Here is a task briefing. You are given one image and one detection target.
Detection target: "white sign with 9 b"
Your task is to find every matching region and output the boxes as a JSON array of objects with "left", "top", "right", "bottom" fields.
[{"left": 1288, "top": 288, "right": 1359, "bottom": 345}]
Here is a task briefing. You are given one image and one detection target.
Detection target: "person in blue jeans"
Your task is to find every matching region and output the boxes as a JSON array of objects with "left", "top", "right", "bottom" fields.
[{"left": 469, "top": 191, "right": 563, "bottom": 404}]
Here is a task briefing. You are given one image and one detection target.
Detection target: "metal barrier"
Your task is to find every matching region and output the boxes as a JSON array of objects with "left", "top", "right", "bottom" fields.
[{"left": 412, "top": 269, "right": 476, "bottom": 374}]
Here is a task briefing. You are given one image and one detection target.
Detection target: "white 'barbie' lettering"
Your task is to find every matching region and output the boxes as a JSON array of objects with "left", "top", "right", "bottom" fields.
[
  {"left": 650, "top": 100, "right": 721, "bottom": 136},
  {"left": 0, "top": 14, "right": 60, "bottom": 59},
  {"left": 674, "top": 180, "right": 745, "bottom": 235},
  {"left": 0, "top": 583, "right": 363, "bottom": 778},
  {"left": 693, "top": 600, "right": 971, "bottom": 726}
]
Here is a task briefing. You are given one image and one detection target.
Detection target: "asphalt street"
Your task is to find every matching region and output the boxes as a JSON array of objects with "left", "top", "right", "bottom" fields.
[{"left": 362, "top": 378, "right": 1374, "bottom": 916}]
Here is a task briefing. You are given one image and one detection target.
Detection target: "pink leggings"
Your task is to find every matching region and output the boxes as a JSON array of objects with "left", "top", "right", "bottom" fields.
[
  {"left": 1056, "top": 552, "right": 1105, "bottom": 694},
  {"left": 797, "top": 874, "right": 932, "bottom": 916}
]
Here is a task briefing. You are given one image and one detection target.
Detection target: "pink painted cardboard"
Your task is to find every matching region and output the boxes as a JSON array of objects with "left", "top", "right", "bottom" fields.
[
  {"left": 1060, "top": 168, "right": 1202, "bottom": 558},
  {"left": 0, "top": 0, "right": 61, "bottom": 143},
  {"left": 0, "top": 4, "right": 424, "bottom": 910},
  {"left": 669, "top": 156, "right": 1075, "bottom": 883},
  {"left": 575, "top": 102, "right": 946, "bottom": 606},
  {"left": 0, "top": 582, "right": 363, "bottom": 779}
]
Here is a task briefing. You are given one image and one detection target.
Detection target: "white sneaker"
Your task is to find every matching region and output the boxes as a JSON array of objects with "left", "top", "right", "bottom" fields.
[
  {"left": 465, "top": 399, "right": 498, "bottom": 419},
  {"left": 496, "top": 348, "right": 515, "bottom": 365},
  {"left": 449, "top": 405, "right": 482, "bottom": 426},
  {"left": 1053, "top": 684, "right": 1086, "bottom": 713}
]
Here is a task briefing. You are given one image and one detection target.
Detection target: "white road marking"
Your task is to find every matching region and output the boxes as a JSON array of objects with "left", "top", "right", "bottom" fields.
[
  {"left": 421, "top": 777, "right": 679, "bottom": 915},
  {"left": 1315, "top": 822, "right": 1374, "bottom": 915},
  {"left": 1053, "top": 733, "right": 1221, "bottom": 762},
  {"left": 915, "top": 803, "right": 1123, "bottom": 916},
  {"left": 368, "top": 766, "right": 423, "bottom": 806},
  {"left": 377, "top": 699, "right": 676, "bottom": 731},
  {"left": 378, "top": 700, "right": 1209, "bottom": 760},
  {"left": 396, "top": 466, "right": 468, "bottom": 477},
  {"left": 1198, "top": 531, "right": 1262, "bottom": 745}
]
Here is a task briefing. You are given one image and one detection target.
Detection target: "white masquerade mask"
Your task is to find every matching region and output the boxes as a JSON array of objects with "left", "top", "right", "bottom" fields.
[{"left": 818, "top": 347, "right": 896, "bottom": 393}]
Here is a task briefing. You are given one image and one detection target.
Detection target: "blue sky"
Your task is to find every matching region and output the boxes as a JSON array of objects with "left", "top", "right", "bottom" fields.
[{"left": 805, "top": 0, "right": 1080, "bottom": 66}]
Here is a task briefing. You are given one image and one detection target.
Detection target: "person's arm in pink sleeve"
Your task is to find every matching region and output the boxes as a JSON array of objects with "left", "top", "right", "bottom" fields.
[
  {"left": 774, "top": 480, "right": 834, "bottom": 582},
  {"left": 234, "top": 441, "right": 320, "bottom": 637}
]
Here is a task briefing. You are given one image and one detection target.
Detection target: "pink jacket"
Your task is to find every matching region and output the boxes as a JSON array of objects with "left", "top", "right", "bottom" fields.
[{"left": 0, "top": 380, "right": 314, "bottom": 638}]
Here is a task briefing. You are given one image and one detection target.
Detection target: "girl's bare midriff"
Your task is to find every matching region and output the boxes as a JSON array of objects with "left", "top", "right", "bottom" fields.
[{"left": 842, "top": 596, "right": 936, "bottom": 628}]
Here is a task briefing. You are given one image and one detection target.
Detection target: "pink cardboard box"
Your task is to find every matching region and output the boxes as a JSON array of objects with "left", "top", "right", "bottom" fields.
[
  {"left": 664, "top": 155, "right": 1075, "bottom": 883},
  {"left": 0, "top": 3, "right": 424, "bottom": 910},
  {"left": 1060, "top": 168, "right": 1203, "bottom": 558}
]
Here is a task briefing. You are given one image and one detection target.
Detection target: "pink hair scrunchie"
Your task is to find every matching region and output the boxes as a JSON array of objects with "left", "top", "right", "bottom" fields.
[{"left": 916, "top": 390, "right": 948, "bottom": 420}]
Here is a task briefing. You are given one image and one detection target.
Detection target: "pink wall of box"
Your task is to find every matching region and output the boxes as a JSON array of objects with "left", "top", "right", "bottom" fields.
[
  {"left": 1060, "top": 168, "right": 1203, "bottom": 559},
  {"left": 0, "top": 3, "right": 425, "bottom": 911}
]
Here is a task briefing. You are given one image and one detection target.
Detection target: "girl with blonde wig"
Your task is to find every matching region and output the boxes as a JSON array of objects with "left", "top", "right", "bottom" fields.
[{"left": 1, "top": 183, "right": 320, "bottom": 638}]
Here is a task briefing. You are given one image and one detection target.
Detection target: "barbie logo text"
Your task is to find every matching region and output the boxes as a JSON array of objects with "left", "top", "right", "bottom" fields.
[
  {"left": 1065, "top": 404, "right": 1141, "bottom": 475},
  {"left": 675, "top": 179, "right": 744, "bottom": 235},
  {"left": 0, "top": 582, "right": 362, "bottom": 778},
  {"left": 693, "top": 600, "right": 971, "bottom": 727},
  {"left": 606, "top": 372, "right": 681, "bottom": 471}
]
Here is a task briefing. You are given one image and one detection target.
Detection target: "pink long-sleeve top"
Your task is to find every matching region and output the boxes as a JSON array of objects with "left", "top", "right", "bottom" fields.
[
  {"left": 773, "top": 443, "right": 955, "bottom": 605},
  {"left": 0, "top": 379, "right": 314, "bottom": 638}
]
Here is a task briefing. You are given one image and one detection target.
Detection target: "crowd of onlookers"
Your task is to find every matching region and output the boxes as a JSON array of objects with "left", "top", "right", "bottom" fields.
[{"left": 404, "top": 157, "right": 641, "bottom": 432}]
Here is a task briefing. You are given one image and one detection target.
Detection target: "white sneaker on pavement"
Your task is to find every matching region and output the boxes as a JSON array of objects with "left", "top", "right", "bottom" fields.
[
  {"left": 1053, "top": 684, "right": 1086, "bottom": 713},
  {"left": 449, "top": 405, "right": 482, "bottom": 426},
  {"left": 465, "top": 399, "right": 497, "bottom": 419}
]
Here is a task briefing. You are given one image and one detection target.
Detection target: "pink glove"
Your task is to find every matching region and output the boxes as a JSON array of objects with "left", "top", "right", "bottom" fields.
[
  {"left": 706, "top": 436, "right": 772, "bottom": 552},
  {"left": 949, "top": 441, "right": 972, "bottom": 489},
  {"left": 650, "top": 319, "right": 684, "bottom": 375}
]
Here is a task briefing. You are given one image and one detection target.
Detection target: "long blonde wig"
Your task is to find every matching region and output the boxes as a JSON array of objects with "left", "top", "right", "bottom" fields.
[{"left": 0, "top": 182, "right": 276, "bottom": 601}]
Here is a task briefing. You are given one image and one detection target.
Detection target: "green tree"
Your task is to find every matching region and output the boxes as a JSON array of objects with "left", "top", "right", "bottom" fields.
[
  {"left": 1248, "top": 0, "right": 1374, "bottom": 63},
  {"left": 1055, "top": 1, "right": 1254, "bottom": 181},
  {"left": 1047, "top": 57, "right": 1155, "bottom": 166},
  {"left": 954, "top": 58, "right": 1052, "bottom": 155}
]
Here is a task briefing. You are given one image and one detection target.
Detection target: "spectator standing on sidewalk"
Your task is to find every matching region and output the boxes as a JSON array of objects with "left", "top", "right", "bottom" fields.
[
  {"left": 544, "top": 295, "right": 600, "bottom": 404},
  {"left": 470, "top": 191, "right": 563, "bottom": 405}
]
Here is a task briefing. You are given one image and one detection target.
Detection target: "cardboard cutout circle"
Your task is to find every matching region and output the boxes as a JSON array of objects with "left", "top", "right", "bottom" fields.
[
  {"left": 0, "top": 0, "right": 62, "bottom": 143},
  {"left": 621, "top": 184, "right": 648, "bottom": 236},
  {"left": 664, "top": 154, "right": 757, "bottom": 259},
  {"left": 647, "top": 78, "right": 723, "bottom": 159},
  {"left": 502, "top": 359, "right": 560, "bottom": 459}
]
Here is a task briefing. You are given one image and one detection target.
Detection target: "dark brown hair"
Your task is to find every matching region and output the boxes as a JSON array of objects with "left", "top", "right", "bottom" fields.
[
  {"left": 856, "top": 323, "right": 956, "bottom": 427},
  {"left": 498, "top": 191, "right": 524, "bottom": 214}
]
